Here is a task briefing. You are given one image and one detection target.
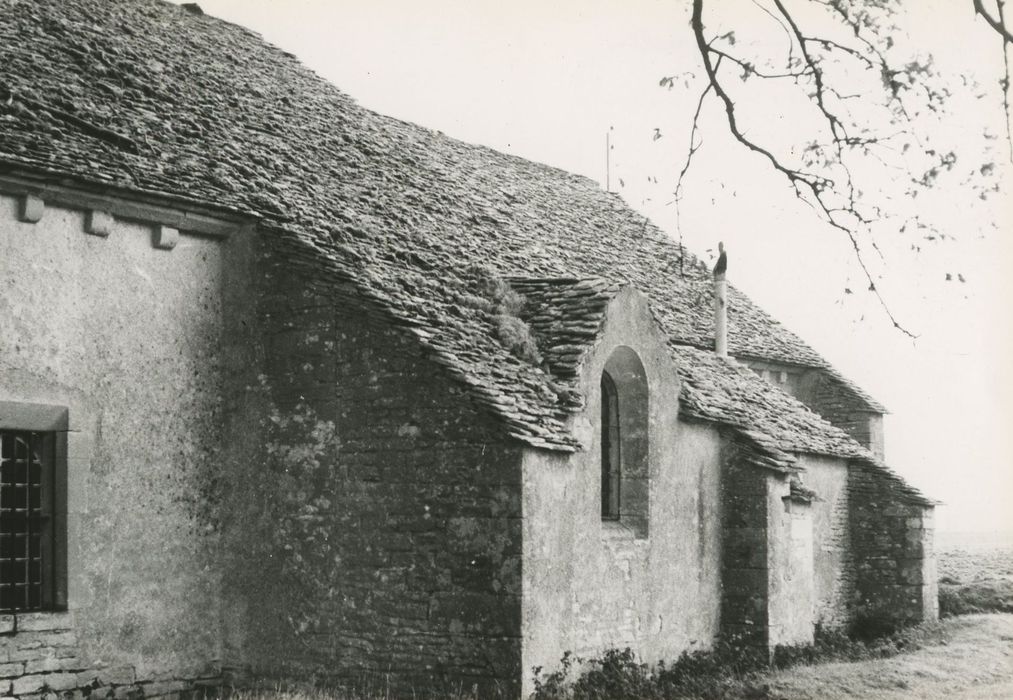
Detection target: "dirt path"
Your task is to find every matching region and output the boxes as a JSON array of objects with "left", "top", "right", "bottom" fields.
[{"left": 759, "top": 614, "right": 1013, "bottom": 700}]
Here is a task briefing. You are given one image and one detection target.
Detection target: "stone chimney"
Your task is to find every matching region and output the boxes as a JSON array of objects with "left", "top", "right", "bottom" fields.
[{"left": 713, "top": 242, "right": 727, "bottom": 357}]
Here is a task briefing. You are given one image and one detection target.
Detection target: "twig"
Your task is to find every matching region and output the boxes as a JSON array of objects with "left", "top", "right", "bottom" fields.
[
  {"left": 690, "top": 0, "right": 917, "bottom": 338},
  {"left": 672, "top": 76, "right": 715, "bottom": 278},
  {"left": 974, "top": 0, "right": 1013, "bottom": 42},
  {"left": 998, "top": 0, "right": 1013, "bottom": 163}
]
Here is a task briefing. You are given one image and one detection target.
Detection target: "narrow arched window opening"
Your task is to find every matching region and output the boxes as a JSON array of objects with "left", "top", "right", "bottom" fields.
[
  {"left": 600, "top": 346, "right": 650, "bottom": 538},
  {"left": 601, "top": 371, "right": 621, "bottom": 520}
]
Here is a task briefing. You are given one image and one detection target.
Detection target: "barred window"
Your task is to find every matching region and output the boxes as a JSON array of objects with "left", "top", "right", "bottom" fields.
[{"left": 0, "top": 430, "right": 56, "bottom": 612}]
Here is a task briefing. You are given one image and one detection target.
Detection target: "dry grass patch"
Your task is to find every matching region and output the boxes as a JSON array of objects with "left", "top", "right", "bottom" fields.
[{"left": 938, "top": 535, "right": 1013, "bottom": 617}]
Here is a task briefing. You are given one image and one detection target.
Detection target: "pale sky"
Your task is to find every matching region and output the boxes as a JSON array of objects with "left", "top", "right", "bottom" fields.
[{"left": 177, "top": 0, "right": 1013, "bottom": 533}]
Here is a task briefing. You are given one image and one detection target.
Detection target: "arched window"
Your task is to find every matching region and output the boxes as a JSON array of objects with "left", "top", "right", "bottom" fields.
[
  {"left": 600, "top": 347, "right": 650, "bottom": 537},
  {"left": 601, "top": 371, "right": 621, "bottom": 520}
]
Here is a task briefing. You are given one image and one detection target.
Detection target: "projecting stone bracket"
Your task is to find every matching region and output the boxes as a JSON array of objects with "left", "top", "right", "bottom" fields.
[
  {"left": 18, "top": 194, "right": 45, "bottom": 223},
  {"left": 85, "top": 209, "right": 114, "bottom": 237},
  {"left": 154, "top": 224, "right": 180, "bottom": 250},
  {"left": 1, "top": 170, "right": 253, "bottom": 249}
]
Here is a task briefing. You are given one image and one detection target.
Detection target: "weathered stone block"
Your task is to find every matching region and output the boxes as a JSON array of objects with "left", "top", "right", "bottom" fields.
[
  {"left": 898, "top": 563, "right": 925, "bottom": 585},
  {"left": 154, "top": 225, "right": 180, "bottom": 250},
  {"left": 0, "top": 662, "right": 25, "bottom": 678},
  {"left": 75, "top": 670, "right": 101, "bottom": 687},
  {"left": 25, "top": 656, "right": 81, "bottom": 674},
  {"left": 15, "top": 614, "right": 72, "bottom": 633},
  {"left": 85, "top": 210, "right": 113, "bottom": 236},
  {"left": 112, "top": 683, "right": 142, "bottom": 699},
  {"left": 43, "top": 673, "right": 79, "bottom": 691},
  {"left": 12, "top": 674, "right": 48, "bottom": 695},
  {"left": 8, "top": 647, "right": 54, "bottom": 663},
  {"left": 18, "top": 194, "right": 44, "bottom": 223},
  {"left": 723, "top": 568, "right": 767, "bottom": 596},
  {"left": 99, "top": 667, "right": 136, "bottom": 686}
]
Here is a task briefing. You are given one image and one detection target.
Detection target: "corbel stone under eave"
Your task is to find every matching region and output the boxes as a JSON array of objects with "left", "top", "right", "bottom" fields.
[
  {"left": 18, "top": 194, "right": 44, "bottom": 223},
  {"left": 0, "top": 169, "right": 254, "bottom": 242}
]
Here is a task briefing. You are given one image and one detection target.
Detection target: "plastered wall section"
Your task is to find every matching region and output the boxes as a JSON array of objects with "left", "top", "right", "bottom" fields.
[
  {"left": 765, "top": 474, "right": 815, "bottom": 648},
  {"left": 221, "top": 241, "right": 525, "bottom": 698},
  {"left": 795, "top": 455, "right": 854, "bottom": 629},
  {"left": 520, "top": 289, "right": 723, "bottom": 696},
  {"left": 0, "top": 193, "right": 256, "bottom": 696}
]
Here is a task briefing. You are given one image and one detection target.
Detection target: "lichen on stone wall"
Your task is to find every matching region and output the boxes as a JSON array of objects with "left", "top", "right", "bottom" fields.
[{"left": 261, "top": 394, "right": 341, "bottom": 637}]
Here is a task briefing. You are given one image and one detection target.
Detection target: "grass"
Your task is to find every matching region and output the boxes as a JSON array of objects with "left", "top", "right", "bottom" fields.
[
  {"left": 207, "top": 614, "right": 1013, "bottom": 700},
  {"left": 218, "top": 682, "right": 486, "bottom": 700},
  {"left": 757, "top": 614, "right": 1013, "bottom": 700},
  {"left": 937, "top": 535, "right": 1013, "bottom": 617},
  {"left": 527, "top": 623, "right": 954, "bottom": 700}
]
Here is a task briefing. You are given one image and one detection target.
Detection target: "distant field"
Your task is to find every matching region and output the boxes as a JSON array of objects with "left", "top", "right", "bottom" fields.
[{"left": 937, "top": 531, "right": 1013, "bottom": 617}]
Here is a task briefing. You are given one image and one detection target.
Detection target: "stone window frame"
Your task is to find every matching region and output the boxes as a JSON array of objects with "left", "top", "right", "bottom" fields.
[
  {"left": 0, "top": 401, "right": 69, "bottom": 614},
  {"left": 600, "top": 347, "right": 650, "bottom": 539}
]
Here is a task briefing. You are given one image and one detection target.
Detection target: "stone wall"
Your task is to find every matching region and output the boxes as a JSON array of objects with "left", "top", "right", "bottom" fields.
[
  {"left": 797, "top": 373, "right": 884, "bottom": 460},
  {"left": 739, "top": 360, "right": 884, "bottom": 460},
  {"left": 719, "top": 444, "right": 771, "bottom": 647},
  {"left": 0, "top": 613, "right": 220, "bottom": 699},
  {"left": 722, "top": 452, "right": 857, "bottom": 651},
  {"left": 521, "top": 289, "right": 723, "bottom": 697},
  {"left": 0, "top": 194, "right": 249, "bottom": 696},
  {"left": 221, "top": 238, "right": 525, "bottom": 697},
  {"left": 848, "top": 462, "right": 937, "bottom": 632}
]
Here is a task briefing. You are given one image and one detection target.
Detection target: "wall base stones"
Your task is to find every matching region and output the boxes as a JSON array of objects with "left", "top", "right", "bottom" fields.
[{"left": 0, "top": 614, "right": 222, "bottom": 700}]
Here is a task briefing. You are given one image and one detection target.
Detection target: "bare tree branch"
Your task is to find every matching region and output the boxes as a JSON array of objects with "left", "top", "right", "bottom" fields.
[
  {"left": 688, "top": 0, "right": 918, "bottom": 337},
  {"left": 974, "top": 0, "right": 1013, "bottom": 42},
  {"left": 672, "top": 76, "right": 715, "bottom": 277},
  {"left": 997, "top": 0, "right": 1013, "bottom": 162},
  {"left": 707, "top": 46, "right": 809, "bottom": 79}
]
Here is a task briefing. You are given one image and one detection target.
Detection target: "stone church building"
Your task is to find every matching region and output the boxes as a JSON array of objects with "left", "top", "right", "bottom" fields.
[{"left": 1, "top": 0, "right": 935, "bottom": 697}]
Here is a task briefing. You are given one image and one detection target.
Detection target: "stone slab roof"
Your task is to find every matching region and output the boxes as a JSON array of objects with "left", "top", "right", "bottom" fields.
[
  {"left": 0, "top": 0, "right": 924, "bottom": 502},
  {"left": 507, "top": 277, "right": 622, "bottom": 409}
]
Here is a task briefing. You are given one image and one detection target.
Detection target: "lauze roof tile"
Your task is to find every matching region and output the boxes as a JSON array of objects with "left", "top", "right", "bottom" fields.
[{"left": 0, "top": 0, "right": 926, "bottom": 502}]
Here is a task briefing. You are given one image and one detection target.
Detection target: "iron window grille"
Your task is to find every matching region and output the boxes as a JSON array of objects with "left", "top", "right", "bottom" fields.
[{"left": 0, "top": 429, "right": 56, "bottom": 613}]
